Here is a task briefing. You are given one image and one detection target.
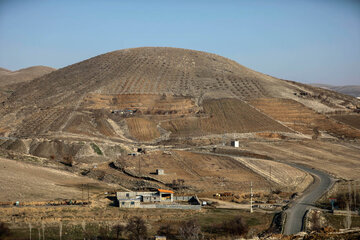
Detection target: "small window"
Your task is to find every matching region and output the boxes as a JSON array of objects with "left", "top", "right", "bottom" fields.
[
  {"left": 126, "top": 193, "right": 129, "bottom": 197},
  {"left": 122, "top": 202, "right": 125, "bottom": 205},
  {"left": 131, "top": 201, "right": 134, "bottom": 205}
]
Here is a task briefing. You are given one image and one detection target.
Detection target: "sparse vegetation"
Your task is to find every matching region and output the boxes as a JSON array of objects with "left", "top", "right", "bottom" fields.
[{"left": 90, "top": 143, "right": 103, "bottom": 155}]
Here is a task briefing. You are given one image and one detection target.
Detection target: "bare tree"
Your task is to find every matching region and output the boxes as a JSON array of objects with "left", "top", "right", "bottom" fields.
[
  {"left": 309, "top": 210, "right": 321, "bottom": 231},
  {"left": 126, "top": 217, "right": 147, "bottom": 240},
  {"left": 178, "top": 219, "right": 202, "bottom": 240},
  {"left": 112, "top": 224, "right": 125, "bottom": 240},
  {"left": 345, "top": 203, "right": 352, "bottom": 229}
]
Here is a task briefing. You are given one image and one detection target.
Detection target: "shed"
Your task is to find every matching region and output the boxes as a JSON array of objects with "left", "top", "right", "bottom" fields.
[
  {"left": 231, "top": 140, "right": 239, "bottom": 148},
  {"left": 156, "top": 169, "right": 164, "bottom": 175}
]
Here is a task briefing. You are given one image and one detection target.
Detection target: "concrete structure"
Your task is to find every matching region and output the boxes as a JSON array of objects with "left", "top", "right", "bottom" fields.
[
  {"left": 156, "top": 169, "right": 164, "bottom": 175},
  {"left": 231, "top": 140, "right": 239, "bottom": 147},
  {"left": 117, "top": 189, "right": 174, "bottom": 208}
]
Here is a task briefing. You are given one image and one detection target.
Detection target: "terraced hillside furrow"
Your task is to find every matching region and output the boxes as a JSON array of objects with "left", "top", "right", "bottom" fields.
[
  {"left": 161, "top": 98, "right": 292, "bottom": 137},
  {"left": 250, "top": 98, "right": 360, "bottom": 139}
]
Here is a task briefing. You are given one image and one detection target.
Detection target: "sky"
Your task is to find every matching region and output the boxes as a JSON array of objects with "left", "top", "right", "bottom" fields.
[{"left": 0, "top": 0, "right": 359, "bottom": 85}]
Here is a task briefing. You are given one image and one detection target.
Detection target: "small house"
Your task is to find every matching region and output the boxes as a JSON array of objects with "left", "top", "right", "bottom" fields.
[
  {"left": 231, "top": 140, "right": 239, "bottom": 148},
  {"left": 156, "top": 169, "right": 164, "bottom": 175}
]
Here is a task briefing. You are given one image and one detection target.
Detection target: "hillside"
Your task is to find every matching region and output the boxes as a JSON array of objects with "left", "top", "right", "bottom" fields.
[{"left": 1, "top": 47, "right": 359, "bottom": 140}]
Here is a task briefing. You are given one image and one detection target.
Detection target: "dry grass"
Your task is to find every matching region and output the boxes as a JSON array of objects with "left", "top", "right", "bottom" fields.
[
  {"left": 244, "top": 140, "right": 360, "bottom": 180},
  {"left": 0, "top": 157, "right": 115, "bottom": 201},
  {"left": 120, "top": 150, "right": 271, "bottom": 194}
]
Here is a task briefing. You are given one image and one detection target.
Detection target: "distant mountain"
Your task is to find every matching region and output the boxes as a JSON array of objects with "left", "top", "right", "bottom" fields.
[
  {"left": 0, "top": 66, "right": 56, "bottom": 87},
  {"left": 311, "top": 84, "right": 360, "bottom": 98}
]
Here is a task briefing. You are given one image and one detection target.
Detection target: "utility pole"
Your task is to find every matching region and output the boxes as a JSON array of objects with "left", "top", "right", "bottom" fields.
[
  {"left": 138, "top": 156, "right": 141, "bottom": 176},
  {"left": 250, "top": 181, "right": 253, "bottom": 213},
  {"left": 87, "top": 184, "right": 90, "bottom": 204}
]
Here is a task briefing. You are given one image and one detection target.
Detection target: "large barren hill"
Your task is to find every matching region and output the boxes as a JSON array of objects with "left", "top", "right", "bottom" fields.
[{"left": 1, "top": 47, "right": 359, "bottom": 140}]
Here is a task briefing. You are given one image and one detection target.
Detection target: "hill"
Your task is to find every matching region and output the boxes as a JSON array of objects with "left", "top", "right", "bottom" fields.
[
  {"left": 0, "top": 65, "right": 55, "bottom": 87},
  {"left": 1, "top": 47, "right": 358, "bottom": 139},
  {"left": 311, "top": 83, "right": 360, "bottom": 98}
]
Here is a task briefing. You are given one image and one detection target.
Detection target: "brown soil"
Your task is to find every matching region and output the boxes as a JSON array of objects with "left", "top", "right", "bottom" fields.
[
  {"left": 162, "top": 98, "right": 292, "bottom": 137},
  {"left": 250, "top": 98, "right": 360, "bottom": 139},
  {"left": 330, "top": 114, "right": 360, "bottom": 130},
  {"left": 125, "top": 117, "right": 160, "bottom": 141}
]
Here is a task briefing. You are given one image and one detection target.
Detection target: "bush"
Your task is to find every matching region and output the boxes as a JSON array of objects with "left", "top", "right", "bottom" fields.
[
  {"left": 157, "top": 224, "right": 175, "bottom": 239},
  {"left": 126, "top": 217, "right": 147, "bottom": 240},
  {"left": 0, "top": 222, "right": 10, "bottom": 239},
  {"left": 90, "top": 143, "right": 103, "bottom": 155},
  {"left": 178, "top": 219, "right": 202, "bottom": 240},
  {"left": 217, "top": 216, "right": 248, "bottom": 237}
]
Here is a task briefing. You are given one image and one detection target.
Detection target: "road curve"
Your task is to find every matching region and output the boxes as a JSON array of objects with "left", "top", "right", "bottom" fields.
[{"left": 283, "top": 163, "right": 334, "bottom": 235}]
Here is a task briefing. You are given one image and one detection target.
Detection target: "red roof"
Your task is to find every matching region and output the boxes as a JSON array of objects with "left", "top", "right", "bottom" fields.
[{"left": 158, "top": 189, "right": 174, "bottom": 194}]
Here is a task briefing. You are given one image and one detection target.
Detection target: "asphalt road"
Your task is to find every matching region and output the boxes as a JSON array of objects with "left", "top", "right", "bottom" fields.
[{"left": 283, "top": 163, "right": 334, "bottom": 235}]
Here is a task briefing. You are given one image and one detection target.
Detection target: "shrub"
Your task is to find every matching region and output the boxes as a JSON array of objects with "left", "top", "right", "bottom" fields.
[
  {"left": 218, "top": 216, "right": 248, "bottom": 237},
  {"left": 178, "top": 219, "right": 202, "bottom": 240},
  {"left": 126, "top": 217, "right": 147, "bottom": 240},
  {"left": 0, "top": 222, "right": 10, "bottom": 239},
  {"left": 90, "top": 143, "right": 103, "bottom": 155}
]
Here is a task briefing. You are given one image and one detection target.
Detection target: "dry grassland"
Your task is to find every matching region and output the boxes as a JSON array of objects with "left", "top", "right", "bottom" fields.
[
  {"left": 120, "top": 150, "right": 269, "bottom": 194},
  {"left": 0, "top": 157, "right": 115, "bottom": 202}
]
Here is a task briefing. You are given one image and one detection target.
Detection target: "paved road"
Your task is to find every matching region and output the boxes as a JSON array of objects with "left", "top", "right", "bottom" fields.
[{"left": 283, "top": 163, "right": 334, "bottom": 235}]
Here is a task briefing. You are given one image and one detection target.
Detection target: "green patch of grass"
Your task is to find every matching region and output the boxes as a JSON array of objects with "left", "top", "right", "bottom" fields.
[{"left": 90, "top": 143, "right": 103, "bottom": 155}]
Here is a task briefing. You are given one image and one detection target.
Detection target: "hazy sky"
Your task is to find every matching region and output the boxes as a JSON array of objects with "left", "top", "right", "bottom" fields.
[{"left": 0, "top": 0, "right": 359, "bottom": 85}]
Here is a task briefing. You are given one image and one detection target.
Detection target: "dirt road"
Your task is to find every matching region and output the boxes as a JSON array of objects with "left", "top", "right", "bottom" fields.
[{"left": 283, "top": 164, "right": 334, "bottom": 235}]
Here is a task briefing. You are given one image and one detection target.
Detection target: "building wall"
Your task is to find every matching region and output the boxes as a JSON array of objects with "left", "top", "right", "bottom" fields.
[{"left": 119, "top": 200, "right": 140, "bottom": 208}]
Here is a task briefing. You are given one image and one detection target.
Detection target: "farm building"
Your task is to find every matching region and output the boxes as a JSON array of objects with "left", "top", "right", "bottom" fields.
[
  {"left": 231, "top": 140, "right": 239, "bottom": 147},
  {"left": 117, "top": 189, "right": 174, "bottom": 208},
  {"left": 156, "top": 169, "right": 164, "bottom": 175}
]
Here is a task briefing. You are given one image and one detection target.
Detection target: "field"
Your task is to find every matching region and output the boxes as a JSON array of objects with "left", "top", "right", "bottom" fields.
[
  {"left": 250, "top": 98, "right": 360, "bottom": 138},
  {"left": 0, "top": 157, "right": 116, "bottom": 202},
  {"left": 242, "top": 140, "right": 360, "bottom": 181},
  {"left": 116, "top": 150, "right": 309, "bottom": 195},
  {"left": 161, "top": 98, "right": 292, "bottom": 137},
  {"left": 331, "top": 114, "right": 360, "bottom": 130},
  {"left": 125, "top": 117, "right": 160, "bottom": 141}
]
